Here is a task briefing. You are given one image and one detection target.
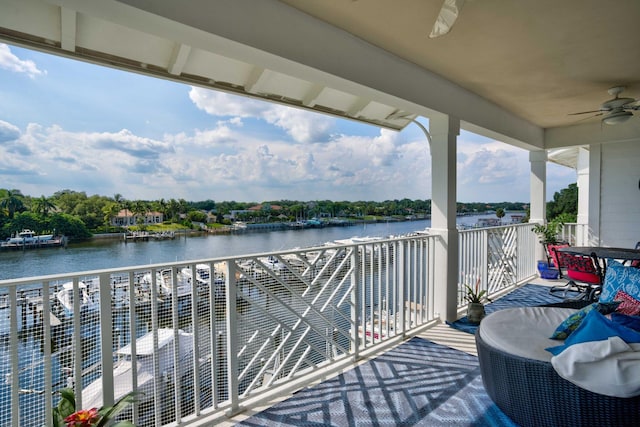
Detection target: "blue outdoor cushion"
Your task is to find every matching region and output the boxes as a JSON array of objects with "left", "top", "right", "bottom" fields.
[
  {"left": 600, "top": 259, "right": 640, "bottom": 303},
  {"left": 547, "top": 309, "right": 640, "bottom": 356},
  {"left": 610, "top": 312, "right": 640, "bottom": 332},
  {"left": 549, "top": 301, "right": 620, "bottom": 340}
]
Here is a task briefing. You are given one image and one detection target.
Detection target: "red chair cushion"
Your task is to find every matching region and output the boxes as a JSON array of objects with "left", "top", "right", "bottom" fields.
[
  {"left": 558, "top": 251, "right": 602, "bottom": 285},
  {"left": 547, "top": 243, "right": 570, "bottom": 268}
]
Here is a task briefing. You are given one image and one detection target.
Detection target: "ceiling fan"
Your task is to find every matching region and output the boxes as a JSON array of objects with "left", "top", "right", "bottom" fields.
[
  {"left": 570, "top": 86, "right": 640, "bottom": 125},
  {"left": 429, "top": 0, "right": 466, "bottom": 38}
]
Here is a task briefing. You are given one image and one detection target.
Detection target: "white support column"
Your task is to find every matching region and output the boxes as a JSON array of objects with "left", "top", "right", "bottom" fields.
[
  {"left": 430, "top": 114, "right": 459, "bottom": 323},
  {"left": 576, "top": 147, "right": 590, "bottom": 246},
  {"left": 529, "top": 150, "right": 547, "bottom": 259},
  {"left": 587, "top": 144, "right": 602, "bottom": 246}
]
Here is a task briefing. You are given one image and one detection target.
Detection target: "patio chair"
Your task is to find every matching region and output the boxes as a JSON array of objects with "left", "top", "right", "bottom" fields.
[
  {"left": 632, "top": 241, "right": 640, "bottom": 268},
  {"left": 545, "top": 242, "right": 570, "bottom": 278},
  {"left": 549, "top": 250, "right": 603, "bottom": 301}
]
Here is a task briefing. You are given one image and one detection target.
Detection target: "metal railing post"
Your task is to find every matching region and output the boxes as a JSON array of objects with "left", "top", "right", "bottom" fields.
[
  {"left": 98, "top": 273, "right": 114, "bottom": 409},
  {"left": 226, "top": 261, "right": 239, "bottom": 414},
  {"left": 350, "top": 248, "right": 360, "bottom": 359}
]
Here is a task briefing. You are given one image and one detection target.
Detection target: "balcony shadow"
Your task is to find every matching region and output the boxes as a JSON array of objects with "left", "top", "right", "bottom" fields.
[{"left": 237, "top": 337, "right": 516, "bottom": 426}]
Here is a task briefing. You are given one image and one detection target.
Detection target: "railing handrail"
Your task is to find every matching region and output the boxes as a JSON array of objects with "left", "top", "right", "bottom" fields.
[
  {"left": 0, "top": 224, "right": 536, "bottom": 426},
  {"left": 0, "top": 236, "right": 416, "bottom": 288}
]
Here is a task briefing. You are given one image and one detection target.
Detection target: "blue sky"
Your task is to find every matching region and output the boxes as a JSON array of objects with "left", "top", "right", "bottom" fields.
[{"left": 0, "top": 43, "right": 574, "bottom": 203}]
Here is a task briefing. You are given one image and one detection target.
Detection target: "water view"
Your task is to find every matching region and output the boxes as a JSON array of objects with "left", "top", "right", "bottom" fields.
[{"left": 0, "top": 213, "right": 521, "bottom": 280}]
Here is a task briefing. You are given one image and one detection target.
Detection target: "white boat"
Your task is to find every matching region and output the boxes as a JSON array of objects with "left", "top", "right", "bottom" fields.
[
  {"left": 180, "top": 264, "right": 211, "bottom": 285},
  {"left": 147, "top": 269, "right": 193, "bottom": 299},
  {"left": 56, "top": 281, "right": 98, "bottom": 316},
  {"left": 2, "top": 229, "right": 56, "bottom": 247},
  {"left": 82, "top": 328, "right": 194, "bottom": 410}
]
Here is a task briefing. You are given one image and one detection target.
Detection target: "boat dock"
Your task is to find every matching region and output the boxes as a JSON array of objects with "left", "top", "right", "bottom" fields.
[{"left": 124, "top": 231, "right": 176, "bottom": 242}]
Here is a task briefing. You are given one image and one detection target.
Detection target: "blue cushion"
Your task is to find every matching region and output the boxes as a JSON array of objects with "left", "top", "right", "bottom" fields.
[
  {"left": 549, "top": 301, "right": 620, "bottom": 340},
  {"left": 610, "top": 312, "right": 640, "bottom": 332},
  {"left": 600, "top": 259, "right": 640, "bottom": 302},
  {"left": 547, "top": 309, "right": 640, "bottom": 355}
]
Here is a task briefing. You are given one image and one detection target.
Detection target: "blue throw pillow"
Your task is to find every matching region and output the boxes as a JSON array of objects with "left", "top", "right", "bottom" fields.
[
  {"left": 600, "top": 259, "right": 640, "bottom": 302},
  {"left": 610, "top": 312, "right": 640, "bottom": 332},
  {"left": 547, "top": 309, "right": 640, "bottom": 355},
  {"left": 550, "top": 301, "right": 620, "bottom": 340}
]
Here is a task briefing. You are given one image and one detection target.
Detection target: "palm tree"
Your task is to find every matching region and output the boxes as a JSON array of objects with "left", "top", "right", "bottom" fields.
[
  {"left": 166, "top": 199, "right": 180, "bottom": 221},
  {"left": 152, "top": 198, "right": 167, "bottom": 216},
  {"left": 103, "top": 202, "right": 122, "bottom": 227},
  {"left": 131, "top": 200, "right": 148, "bottom": 224},
  {"left": 32, "top": 195, "right": 57, "bottom": 217},
  {"left": 0, "top": 189, "right": 25, "bottom": 219}
]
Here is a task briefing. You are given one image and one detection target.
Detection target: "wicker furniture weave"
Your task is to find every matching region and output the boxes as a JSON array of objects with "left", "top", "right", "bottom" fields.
[{"left": 476, "top": 312, "right": 640, "bottom": 427}]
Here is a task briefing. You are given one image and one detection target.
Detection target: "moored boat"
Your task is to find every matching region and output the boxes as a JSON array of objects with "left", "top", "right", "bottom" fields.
[
  {"left": 81, "top": 328, "right": 194, "bottom": 411},
  {"left": 1, "top": 229, "right": 66, "bottom": 250},
  {"left": 56, "top": 280, "right": 99, "bottom": 317}
]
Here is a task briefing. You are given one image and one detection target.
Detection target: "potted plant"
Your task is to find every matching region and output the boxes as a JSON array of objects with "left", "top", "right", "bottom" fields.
[
  {"left": 532, "top": 218, "right": 567, "bottom": 273},
  {"left": 463, "top": 279, "right": 491, "bottom": 324},
  {"left": 532, "top": 220, "right": 563, "bottom": 245}
]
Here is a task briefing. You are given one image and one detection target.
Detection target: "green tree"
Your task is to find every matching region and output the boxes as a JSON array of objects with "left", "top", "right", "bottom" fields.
[
  {"left": 48, "top": 213, "right": 92, "bottom": 240},
  {"left": 0, "top": 189, "right": 26, "bottom": 219},
  {"left": 102, "top": 202, "right": 122, "bottom": 228},
  {"left": 187, "top": 210, "right": 208, "bottom": 223},
  {"left": 31, "top": 195, "right": 57, "bottom": 217},
  {"left": 495, "top": 208, "right": 505, "bottom": 220},
  {"left": 166, "top": 199, "right": 180, "bottom": 221},
  {"left": 547, "top": 183, "right": 578, "bottom": 222},
  {"left": 3, "top": 212, "right": 45, "bottom": 235}
]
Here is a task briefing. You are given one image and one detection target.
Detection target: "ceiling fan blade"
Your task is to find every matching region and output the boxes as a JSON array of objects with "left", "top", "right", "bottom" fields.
[
  {"left": 573, "top": 112, "right": 604, "bottom": 123},
  {"left": 429, "top": 0, "right": 466, "bottom": 38},
  {"left": 568, "top": 110, "right": 606, "bottom": 115},
  {"left": 625, "top": 101, "right": 640, "bottom": 110}
]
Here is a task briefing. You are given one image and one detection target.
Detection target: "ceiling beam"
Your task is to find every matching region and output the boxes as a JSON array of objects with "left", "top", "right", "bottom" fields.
[
  {"left": 301, "top": 84, "right": 325, "bottom": 107},
  {"left": 347, "top": 98, "right": 370, "bottom": 117},
  {"left": 168, "top": 43, "right": 191, "bottom": 75},
  {"left": 244, "top": 66, "right": 266, "bottom": 94},
  {"left": 60, "top": 7, "right": 77, "bottom": 52}
]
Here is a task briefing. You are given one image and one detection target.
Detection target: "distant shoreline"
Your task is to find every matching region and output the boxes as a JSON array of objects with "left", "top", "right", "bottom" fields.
[{"left": 89, "top": 211, "right": 525, "bottom": 241}]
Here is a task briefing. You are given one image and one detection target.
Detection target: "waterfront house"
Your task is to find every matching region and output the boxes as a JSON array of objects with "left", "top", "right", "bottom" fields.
[
  {"left": 111, "top": 209, "right": 164, "bottom": 227},
  {"left": 1, "top": 1, "right": 640, "bottom": 426}
]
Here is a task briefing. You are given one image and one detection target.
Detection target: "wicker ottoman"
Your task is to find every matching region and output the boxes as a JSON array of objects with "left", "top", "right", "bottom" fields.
[{"left": 476, "top": 307, "right": 640, "bottom": 427}]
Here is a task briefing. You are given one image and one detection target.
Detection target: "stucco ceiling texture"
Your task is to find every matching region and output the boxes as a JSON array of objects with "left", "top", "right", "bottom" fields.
[{"left": 280, "top": 0, "right": 640, "bottom": 129}]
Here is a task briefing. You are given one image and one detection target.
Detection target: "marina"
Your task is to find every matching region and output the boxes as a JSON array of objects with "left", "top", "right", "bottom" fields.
[{"left": 0, "top": 213, "right": 526, "bottom": 426}]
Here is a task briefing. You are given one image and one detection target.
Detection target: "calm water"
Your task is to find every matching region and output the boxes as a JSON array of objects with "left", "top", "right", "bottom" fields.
[{"left": 0, "top": 214, "right": 518, "bottom": 280}]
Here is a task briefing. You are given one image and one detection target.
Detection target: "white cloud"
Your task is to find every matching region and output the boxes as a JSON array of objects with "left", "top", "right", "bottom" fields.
[
  {"left": 0, "top": 116, "right": 572, "bottom": 203},
  {"left": 189, "top": 87, "right": 334, "bottom": 143},
  {"left": 0, "top": 44, "right": 45, "bottom": 78},
  {"left": 0, "top": 120, "right": 21, "bottom": 143}
]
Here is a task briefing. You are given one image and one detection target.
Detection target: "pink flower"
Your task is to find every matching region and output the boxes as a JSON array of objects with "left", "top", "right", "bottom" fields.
[{"left": 64, "top": 408, "right": 99, "bottom": 427}]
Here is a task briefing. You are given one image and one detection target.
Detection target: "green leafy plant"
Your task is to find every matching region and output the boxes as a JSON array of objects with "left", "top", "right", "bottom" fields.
[
  {"left": 532, "top": 218, "right": 564, "bottom": 244},
  {"left": 52, "top": 388, "right": 141, "bottom": 427},
  {"left": 463, "top": 279, "right": 491, "bottom": 304}
]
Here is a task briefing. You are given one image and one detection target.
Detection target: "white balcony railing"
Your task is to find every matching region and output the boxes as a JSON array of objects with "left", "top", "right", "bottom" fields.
[
  {"left": 458, "top": 223, "right": 538, "bottom": 307},
  {"left": 0, "top": 234, "right": 445, "bottom": 427},
  {"left": 0, "top": 225, "right": 537, "bottom": 426}
]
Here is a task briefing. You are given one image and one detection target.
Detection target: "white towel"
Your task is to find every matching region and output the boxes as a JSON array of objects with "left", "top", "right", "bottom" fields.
[{"left": 551, "top": 337, "right": 640, "bottom": 398}]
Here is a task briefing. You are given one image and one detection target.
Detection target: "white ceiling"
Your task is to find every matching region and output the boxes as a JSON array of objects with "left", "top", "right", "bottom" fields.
[
  {"left": 281, "top": 0, "right": 640, "bottom": 129},
  {"left": 1, "top": 0, "right": 639, "bottom": 149}
]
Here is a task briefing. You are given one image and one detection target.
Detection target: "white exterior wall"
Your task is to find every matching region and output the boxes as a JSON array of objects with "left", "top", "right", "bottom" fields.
[{"left": 598, "top": 140, "right": 640, "bottom": 247}]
